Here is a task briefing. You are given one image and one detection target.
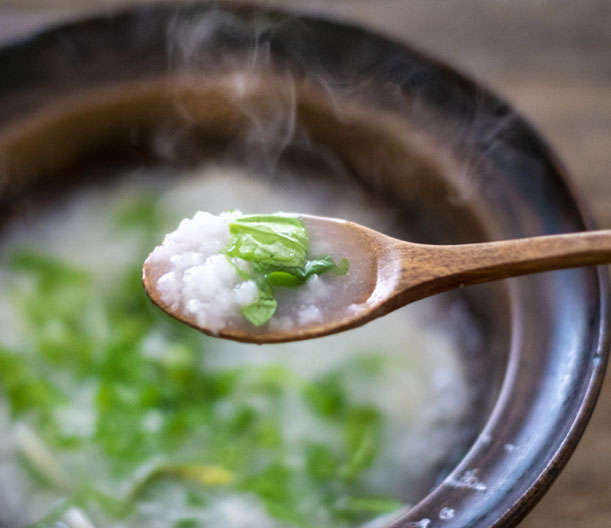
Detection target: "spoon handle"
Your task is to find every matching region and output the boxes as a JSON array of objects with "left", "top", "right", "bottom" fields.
[{"left": 395, "top": 229, "right": 611, "bottom": 303}]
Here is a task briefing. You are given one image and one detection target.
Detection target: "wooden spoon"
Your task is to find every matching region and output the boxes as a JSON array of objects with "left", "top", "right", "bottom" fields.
[{"left": 143, "top": 215, "right": 611, "bottom": 344}]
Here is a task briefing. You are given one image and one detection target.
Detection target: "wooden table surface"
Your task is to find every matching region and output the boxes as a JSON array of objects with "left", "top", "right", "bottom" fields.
[{"left": 1, "top": 1, "right": 610, "bottom": 526}]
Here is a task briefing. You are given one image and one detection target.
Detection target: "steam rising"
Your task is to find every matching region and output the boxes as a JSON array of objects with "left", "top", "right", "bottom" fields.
[
  {"left": 163, "top": 7, "right": 300, "bottom": 175},
  {"left": 144, "top": 3, "right": 540, "bottom": 236}
]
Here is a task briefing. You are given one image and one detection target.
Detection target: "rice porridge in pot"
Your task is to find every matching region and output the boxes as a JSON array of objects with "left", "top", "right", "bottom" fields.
[
  {"left": 0, "top": 5, "right": 514, "bottom": 527},
  {"left": 0, "top": 164, "right": 478, "bottom": 528}
]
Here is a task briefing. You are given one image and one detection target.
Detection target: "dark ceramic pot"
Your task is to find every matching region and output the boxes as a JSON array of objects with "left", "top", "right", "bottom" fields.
[{"left": 0, "top": 3, "right": 608, "bottom": 527}]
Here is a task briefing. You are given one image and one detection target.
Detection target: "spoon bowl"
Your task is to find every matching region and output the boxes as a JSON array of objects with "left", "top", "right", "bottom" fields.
[{"left": 143, "top": 215, "right": 611, "bottom": 344}]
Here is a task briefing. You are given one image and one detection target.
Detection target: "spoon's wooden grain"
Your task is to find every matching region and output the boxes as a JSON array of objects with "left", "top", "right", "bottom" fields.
[{"left": 143, "top": 215, "right": 611, "bottom": 344}]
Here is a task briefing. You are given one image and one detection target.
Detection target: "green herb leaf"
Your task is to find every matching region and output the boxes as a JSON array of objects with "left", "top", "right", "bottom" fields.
[
  {"left": 265, "top": 271, "right": 304, "bottom": 287},
  {"left": 224, "top": 214, "right": 349, "bottom": 326},
  {"left": 241, "top": 286, "right": 278, "bottom": 327},
  {"left": 334, "top": 258, "right": 350, "bottom": 276},
  {"left": 341, "top": 406, "right": 382, "bottom": 479},
  {"left": 303, "top": 256, "right": 337, "bottom": 278},
  {"left": 226, "top": 215, "right": 309, "bottom": 270}
]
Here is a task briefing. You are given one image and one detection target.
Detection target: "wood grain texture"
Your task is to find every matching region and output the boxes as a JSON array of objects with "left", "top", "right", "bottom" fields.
[{"left": 1, "top": 1, "right": 610, "bottom": 525}]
